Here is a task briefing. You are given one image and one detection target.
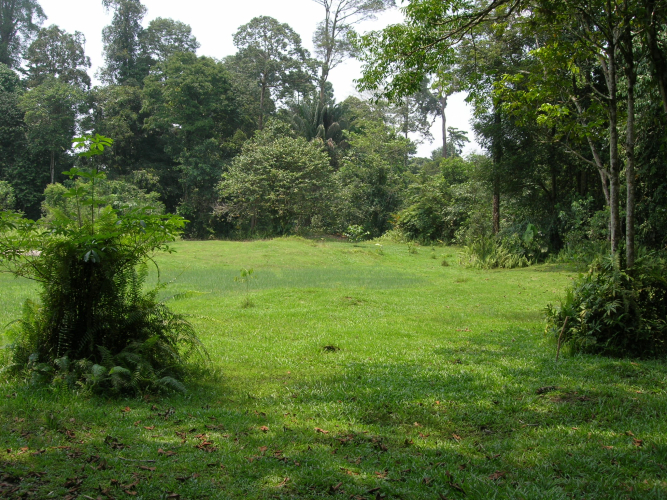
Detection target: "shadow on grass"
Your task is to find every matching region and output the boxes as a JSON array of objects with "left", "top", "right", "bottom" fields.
[{"left": 2, "top": 330, "right": 667, "bottom": 499}]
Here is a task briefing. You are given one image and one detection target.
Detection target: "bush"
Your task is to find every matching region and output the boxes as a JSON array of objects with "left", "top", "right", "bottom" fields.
[
  {"left": 459, "top": 223, "right": 550, "bottom": 270},
  {"left": 41, "top": 177, "right": 165, "bottom": 221},
  {"left": 458, "top": 236, "right": 531, "bottom": 269},
  {"left": 545, "top": 255, "right": 667, "bottom": 358},
  {"left": 218, "top": 121, "right": 334, "bottom": 236},
  {"left": 0, "top": 180, "right": 15, "bottom": 211},
  {"left": 0, "top": 135, "right": 207, "bottom": 393},
  {"left": 344, "top": 224, "right": 370, "bottom": 242}
]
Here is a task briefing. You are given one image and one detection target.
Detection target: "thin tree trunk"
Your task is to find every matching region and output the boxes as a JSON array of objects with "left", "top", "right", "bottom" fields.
[
  {"left": 259, "top": 77, "right": 266, "bottom": 130},
  {"left": 603, "top": 32, "right": 621, "bottom": 256},
  {"left": 623, "top": 16, "right": 637, "bottom": 267},
  {"left": 440, "top": 94, "right": 448, "bottom": 158},
  {"left": 586, "top": 137, "right": 611, "bottom": 206},
  {"left": 50, "top": 151, "right": 55, "bottom": 185},
  {"left": 492, "top": 109, "right": 502, "bottom": 234}
]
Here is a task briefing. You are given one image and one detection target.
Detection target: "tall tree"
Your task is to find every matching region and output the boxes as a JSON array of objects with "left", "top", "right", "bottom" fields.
[
  {"left": 312, "top": 0, "right": 394, "bottom": 105},
  {"left": 232, "top": 16, "right": 314, "bottom": 130},
  {"left": 141, "top": 17, "right": 199, "bottom": 64},
  {"left": 0, "top": 63, "right": 32, "bottom": 213},
  {"left": 0, "top": 0, "right": 44, "bottom": 68},
  {"left": 388, "top": 78, "right": 440, "bottom": 142},
  {"left": 100, "top": 0, "right": 148, "bottom": 85},
  {"left": 25, "top": 25, "right": 91, "bottom": 88},
  {"left": 446, "top": 127, "right": 470, "bottom": 157},
  {"left": 142, "top": 52, "right": 240, "bottom": 232},
  {"left": 218, "top": 121, "right": 333, "bottom": 234},
  {"left": 19, "top": 78, "right": 83, "bottom": 184}
]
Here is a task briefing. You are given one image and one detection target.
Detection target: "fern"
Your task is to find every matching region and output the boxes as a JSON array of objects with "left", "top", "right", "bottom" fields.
[{"left": 0, "top": 136, "right": 206, "bottom": 394}]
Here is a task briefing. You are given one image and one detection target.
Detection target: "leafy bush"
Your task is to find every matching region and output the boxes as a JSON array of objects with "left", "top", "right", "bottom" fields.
[
  {"left": 0, "top": 181, "right": 15, "bottom": 211},
  {"left": 344, "top": 224, "right": 370, "bottom": 242},
  {"left": 459, "top": 224, "right": 549, "bottom": 269},
  {"left": 0, "top": 135, "right": 207, "bottom": 393},
  {"left": 550, "top": 198, "right": 610, "bottom": 265},
  {"left": 395, "top": 180, "right": 449, "bottom": 243},
  {"left": 42, "top": 177, "right": 165, "bottom": 221},
  {"left": 458, "top": 236, "right": 530, "bottom": 269},
  {"left": 545, "top": 255, "right": 667, "bottom": 358},
  {"left": 218, "top": 121, "right": 333, "bottom": 236}
]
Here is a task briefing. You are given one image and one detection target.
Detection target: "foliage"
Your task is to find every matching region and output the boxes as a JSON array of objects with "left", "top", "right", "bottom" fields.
[
  {"left": 335, "top": 108, "right": 413, "bottom": 237},
  {"left": 0, "top": 180, "right": 15, "bottom": 210},
  {"left": 549, "top": 199, "right": 610, "bottom": 266},
  {"left": 343, "top": 224, "right": 370, "bottom": 242},
  {"left": 0, "top": 0, "right": 45, "bottom": 68},
  {"left": 395, "top": 175, "right": 450, "bottom": 243},
  {"left": 218, "top": 121, "right": 333, "bottom": 235},
  {"left": 142, "top": 51, "right": 241, "bottom": 236},
  {"left": 312, "top": 0, "right": 395, "bottom": 103},
  {"left": 386, "top": 77, "right": 440, "bottom": 142},
  {"left": 0, "top": 80, "right": 44, "bottom": 218},
  {"left": 458, "top": 235, "right": 531, "bottom": 270},
  {"left": 100, "top": 0, "right": 149, "bottom": 85},
  {"left": 41, "top": 176, "right": 164, "bottom": 221},
  {"left": 0, "top": 135, "right": 206, "bottom": 393},
  {"left": 397, "top": 156, "right": 486, "bottom": 244},
  {"left": 19, "top": 77, "right": 84, "bottom": 184},
  {"left": 141, "top": 17, "right": 199, "bottom": 64},
  {"left": 232, "top": 16, "right": 314, "bottom": 129},
  {"left": 25, "top": 24, "right": 91, "bottom": 88},
  {"left": 546, "top": 255, "right": 667, "bottom": 358}
]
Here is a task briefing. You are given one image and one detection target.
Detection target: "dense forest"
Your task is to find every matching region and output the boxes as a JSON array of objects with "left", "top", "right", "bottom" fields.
[{"left": 0, "top": 0, "right": 666, "bottom": 266}]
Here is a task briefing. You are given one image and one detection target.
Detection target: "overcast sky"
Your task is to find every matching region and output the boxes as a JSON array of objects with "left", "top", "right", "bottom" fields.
[{"left": 36, "top": 0, "right": 478, "bottom": 157}]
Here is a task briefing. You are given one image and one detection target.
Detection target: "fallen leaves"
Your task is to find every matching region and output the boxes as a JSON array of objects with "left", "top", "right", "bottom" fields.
[
  {"left": 157, "top": 448, "right": 176, "bottom": 457},
  {"left": 276, "top": 477, "right": 290, "bottom": 487},
  {"left": 314, "top": 427, "right": 329, "bottom": 434},
  {"left": 104, "top": 436, "right": 127, "bottom": 450},
  {"left": 489, "top": 471, "right": 507, "bottom": 481},
  {"left": 329, "top": 482, "right": 343, "bottom": 493},
  {"left": 536, "top": 386, "right": 558, "bottom": 395}
]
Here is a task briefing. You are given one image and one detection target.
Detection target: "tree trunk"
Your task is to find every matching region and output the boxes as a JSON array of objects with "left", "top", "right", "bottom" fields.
[
  {"left": 440, "top": 94, "right": 448, "bottom": 158},
  {"left": 50, "top": 151, "right": 55, "bottom": 185},
  {"left": 492, "top": 108, "right": 502, "bottom": 234},
  {"left": 259, "top": 77, "right": 267, "bottom": 130},
  {"left": 623, "top": 19, "right": 637, "bottom": 267},
  {"left": 604, "top": 38, "right": 622, "bottom": 256}
]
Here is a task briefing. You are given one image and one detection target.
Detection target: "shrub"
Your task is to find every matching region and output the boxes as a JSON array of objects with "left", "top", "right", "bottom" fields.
[
  {"left": 0, "top": 181, "right": 15, "bottom": 211},
  {"left": 545, "top": 255, "right": 667, "bottom": 358},
  {"left": 0, "top": 135, "right": 207, "bottom": 393},
  {"left": 344, "top": 224, "right": 370, "bottom": 242},
  {"left": 41, "top": 177, "right": 165, "bottom": 221},
  {"left": 459, "top": 224, "right": 549, "bottom": 269}
]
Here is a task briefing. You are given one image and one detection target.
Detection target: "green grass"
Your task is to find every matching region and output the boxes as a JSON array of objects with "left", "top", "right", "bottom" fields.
[{"left": 1, "top": 238, "right": 666, "bottom": 499}]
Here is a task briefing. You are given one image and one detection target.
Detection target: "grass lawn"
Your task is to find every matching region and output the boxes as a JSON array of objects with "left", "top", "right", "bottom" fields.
[{"left": 1, "top": 238, "right": 667, "bottom": 499}]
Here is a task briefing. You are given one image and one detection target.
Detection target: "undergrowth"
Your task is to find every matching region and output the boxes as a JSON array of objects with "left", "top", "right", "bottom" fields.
[
  {"left": 0, "top": 135, "right": 207, "bottom": 394},
  {"left": 545, "top": 254, "right": 667, "bottom": 358}
]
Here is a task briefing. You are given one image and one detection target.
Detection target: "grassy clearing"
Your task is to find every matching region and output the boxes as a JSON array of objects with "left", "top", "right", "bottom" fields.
[{"left": 1, "top": 238, "right": 666, "bottom": 499}]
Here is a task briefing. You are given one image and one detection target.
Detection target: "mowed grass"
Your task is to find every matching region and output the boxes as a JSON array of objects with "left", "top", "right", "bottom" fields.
[{"left": 1, "top": 238, "right": 667, "bottom": 500}]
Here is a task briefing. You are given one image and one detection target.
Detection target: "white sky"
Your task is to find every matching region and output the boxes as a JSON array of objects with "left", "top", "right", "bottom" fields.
[{"left": 37, "top": 0, "right": 478, "bottom": 157}]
